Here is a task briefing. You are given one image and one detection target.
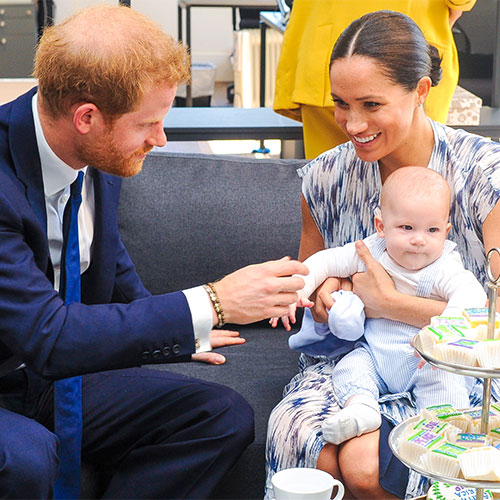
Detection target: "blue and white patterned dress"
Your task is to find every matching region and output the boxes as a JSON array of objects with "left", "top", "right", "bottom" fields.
[{"left": 264, "top": 120, "right": 500, "bottom": 499}]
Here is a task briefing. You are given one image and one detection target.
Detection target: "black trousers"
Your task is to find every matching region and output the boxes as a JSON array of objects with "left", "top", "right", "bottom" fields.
[{"left": 0, "top": 367, "right": 254, "bottom": 499}]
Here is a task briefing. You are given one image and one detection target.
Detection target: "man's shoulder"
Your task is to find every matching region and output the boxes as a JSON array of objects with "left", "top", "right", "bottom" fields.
[
  {"left": 0, "top": 88, "right": 37, "bottom": 153},
  {"left": 0, "top": 87, "right": 36, "bottom": 121}
]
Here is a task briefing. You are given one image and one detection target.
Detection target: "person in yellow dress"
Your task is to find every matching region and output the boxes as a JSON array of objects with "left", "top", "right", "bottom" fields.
[{"left": 274, "top": 0, "right": 476, "bottom": 159}]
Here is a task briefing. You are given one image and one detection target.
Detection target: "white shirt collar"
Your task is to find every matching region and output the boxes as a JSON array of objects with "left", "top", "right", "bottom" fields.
[{"left": 32, "top": 93, "right": 87, "bottom": 196}]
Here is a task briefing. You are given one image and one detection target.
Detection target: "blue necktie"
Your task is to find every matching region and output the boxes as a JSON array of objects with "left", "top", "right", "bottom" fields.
[{"left": 54, "top": 171, "right": 84, "bottom": 499}]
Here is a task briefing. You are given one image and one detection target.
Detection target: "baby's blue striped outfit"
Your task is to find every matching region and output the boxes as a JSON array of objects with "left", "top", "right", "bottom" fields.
[{"left": 331, "top": 236, "right": 476, "bottom": 411}]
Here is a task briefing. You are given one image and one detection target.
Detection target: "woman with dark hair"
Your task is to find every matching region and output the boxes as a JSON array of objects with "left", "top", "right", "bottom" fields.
[
  {"left": 265, "top": 10, "right": 500, "bottom": 499},
  {"left": 273, "top": 1, "right": 475, "bottom": 159}
]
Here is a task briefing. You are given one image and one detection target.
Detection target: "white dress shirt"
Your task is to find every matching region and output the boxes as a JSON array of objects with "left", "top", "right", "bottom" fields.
[{"left": 32, "top": 94, "right": 212, "bottom": 353}]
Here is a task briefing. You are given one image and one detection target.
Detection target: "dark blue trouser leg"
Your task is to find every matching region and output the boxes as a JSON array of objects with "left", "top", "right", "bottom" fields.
[
  {"left": 0, "top": 407, "right": 58, "bottom": 499},
  {"left": 35, "top": 367, "right": 254, "bottom": 499},
  {"left": 84, "top": 368, "right": 254, "bottom": 499}
]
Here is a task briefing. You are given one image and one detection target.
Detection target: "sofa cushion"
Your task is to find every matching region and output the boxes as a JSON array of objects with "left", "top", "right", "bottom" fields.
[{"left": 118, "top": 151, "right": 307, "bottom": 293}]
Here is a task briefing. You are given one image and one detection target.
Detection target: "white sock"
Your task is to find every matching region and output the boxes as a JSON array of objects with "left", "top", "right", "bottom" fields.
[{"left": 321, "top": 395, "right": 381, "bottom": 445}]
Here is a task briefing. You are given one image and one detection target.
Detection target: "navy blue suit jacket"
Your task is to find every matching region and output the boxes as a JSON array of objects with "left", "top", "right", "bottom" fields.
[{"left": 0, "top": 89, "right": 195, "bottom": 380}]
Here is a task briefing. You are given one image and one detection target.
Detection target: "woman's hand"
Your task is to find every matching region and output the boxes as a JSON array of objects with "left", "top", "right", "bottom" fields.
[
  {"left": 309, "top": 277, "right": 353, "bottom": 322},
  {"left": 309, "top": 277, "right": 339, "bottom": 322},
  {"left": 351, "top": 240, "right": 396, "bottom": 319},
  {"left": 353, "top": 240, "right": 445, "bottom": 326},
  {"left": 191, "top": 329, "right": 245, "bottom": 365}
]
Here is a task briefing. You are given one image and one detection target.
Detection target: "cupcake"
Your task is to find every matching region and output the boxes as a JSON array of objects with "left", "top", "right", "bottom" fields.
[
  {"left": 420, "top": 442, "right": 467, "bottom": 477},
  {"left": 473, "top": 324, "right": 490, "bottom": 341},
  {"left": 463, "top": 308, "right": 499, "bottom": 329},
  {"left": 476, "top": 339, "right": 500, "bottom": 368},
  {"left": 403, "top": 418, "right": 459, "bottom": 442},
  {"left": 419, "top": 326, "right": 466, "bottom": 359},
  {"left": 438, "top": 339, "right": 478, "bottom": 366},
  {"left": 458, "top": 446, "right": 500, "bottom": 481},
  {"left": 488, "top": 427, "right": 500, "bottom": 445},
  {"left": 430, "top": 316, "right": 471, "bottom": 335},
  {"left": 423, "top": 405, "right": 471, "bottom": 433},
  {"left": 423, "top": 404, "right": 458, "bottom": 417},
  {"left": 463, "top": 408, "right": 500, "bottom": 433},
  {"left": 398, "top": 429, "right": 444, "bottom": 465},
  {"left": 453, "top": 432, "right": 490, "bottom": 448}
]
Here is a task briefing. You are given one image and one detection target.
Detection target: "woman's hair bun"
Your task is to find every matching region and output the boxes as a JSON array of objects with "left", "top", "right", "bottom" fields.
[{"left": 428, "top": 44, "right": 443, "bottom": 87}]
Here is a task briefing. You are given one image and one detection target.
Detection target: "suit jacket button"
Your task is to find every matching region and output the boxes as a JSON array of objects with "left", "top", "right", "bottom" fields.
[
  {"left": 152, "top": 349, "right": 162, "bottom": 360},
  {"left": 141, "top": 351, "right": 151, "bottom": 361},
  {"left": 172, "top": 344, "right": 181, "bottom": 355},
  {"left": 162, "top": 346, "right": 171, "bottom": 357}
]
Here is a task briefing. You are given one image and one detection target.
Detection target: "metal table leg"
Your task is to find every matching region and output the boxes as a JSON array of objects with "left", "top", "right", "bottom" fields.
[
  {"left": 177, "top": 5, "right": 182, "bottom": 42},
  {"left": 186, "top": 6, "right": 192, "bottom": 106},
  {"left": 259, "top": 19, "right": 267, "bottom": 107}
]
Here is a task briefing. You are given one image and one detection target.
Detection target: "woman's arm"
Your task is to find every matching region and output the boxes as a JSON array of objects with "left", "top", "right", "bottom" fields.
[
  {"left": 482, "top": 200, "right": 500, "bottom": 310},
  {"left": 352, "top": 241, "right": 447, "bottom": 328},
  {"left": 299, "top": 195, "right": 325, "bottom": 260},
  {"left": 482, "top": 198, "right": 500, "bottom": 280},
  {"left": 299, "top": 195, "right": 345, "bottom": 322}
]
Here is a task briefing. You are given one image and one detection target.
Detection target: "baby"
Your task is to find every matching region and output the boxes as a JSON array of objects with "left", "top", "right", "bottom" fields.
[{"left": 272, "top": 167, "right": 486, "bottom": 445}]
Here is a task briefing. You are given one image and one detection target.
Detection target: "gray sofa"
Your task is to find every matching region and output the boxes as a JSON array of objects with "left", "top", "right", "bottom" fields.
[{"left": 83, "top": 151, "right": 308, "bottom": 499}]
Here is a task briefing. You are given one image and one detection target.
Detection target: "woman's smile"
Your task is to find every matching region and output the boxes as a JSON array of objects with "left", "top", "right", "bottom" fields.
[
  {"left": 330, "top": 55, "right": 431, "bottom": 166},
  {"left": 353, "top": 133, "right": 380, "bottom": 144}
]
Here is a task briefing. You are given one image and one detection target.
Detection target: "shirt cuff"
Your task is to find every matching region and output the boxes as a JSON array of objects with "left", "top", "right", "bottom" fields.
[{"left": 183, "top": 286, "right": 213, "bottom": 353}]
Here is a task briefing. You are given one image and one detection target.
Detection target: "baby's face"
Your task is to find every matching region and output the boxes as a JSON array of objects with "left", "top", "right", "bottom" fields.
[{"left": 376, "top": 194, "right": 451, "bottom": 271}]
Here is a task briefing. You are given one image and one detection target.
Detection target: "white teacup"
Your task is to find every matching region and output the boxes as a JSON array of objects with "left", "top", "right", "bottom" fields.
[{"left": 272, "top": 467, "right": 344, "bottom": 500}]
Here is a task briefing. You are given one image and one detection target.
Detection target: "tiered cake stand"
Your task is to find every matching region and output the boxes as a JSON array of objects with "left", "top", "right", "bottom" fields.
[{"left": 389, "top": 248, "right": 500, "bottom": 500}]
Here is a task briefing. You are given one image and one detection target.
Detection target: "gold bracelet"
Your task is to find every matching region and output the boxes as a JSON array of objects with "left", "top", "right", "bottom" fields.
[{"left": 203, "top": 282, "right": 225, "bottom": 328}]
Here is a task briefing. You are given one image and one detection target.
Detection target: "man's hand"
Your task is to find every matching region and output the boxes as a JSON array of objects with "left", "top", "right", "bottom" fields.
[
  {"left": 352, "top": 240, "right": 396, "bottom": 319},
  {"left": 191, "top": 329, "right": 245, "bottom": 364},
  {"left": 214, "top": 257, "right": 308, "bottom": 325}
]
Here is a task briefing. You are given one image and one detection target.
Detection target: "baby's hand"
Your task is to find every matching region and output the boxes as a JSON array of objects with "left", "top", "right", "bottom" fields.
[
  {"left": 269, "top": 294, "right": 314, "bottom": 332},
  {"left": 410, "top": 335, "right": 436, "bottom": 370},
  {"left": 297, "top": 296, "right": 314, "bottom": 309},
  {"left": 269, "top": 302, "right": 298, "bottom": 331},
  {"left": 269, "top": 315, "right": 283, "bottom": 329}
]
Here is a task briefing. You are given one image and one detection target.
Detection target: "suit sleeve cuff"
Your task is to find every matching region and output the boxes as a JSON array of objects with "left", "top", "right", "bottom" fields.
[{"left": 182, "top": 286, "right": 212, "bottom": 352}]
